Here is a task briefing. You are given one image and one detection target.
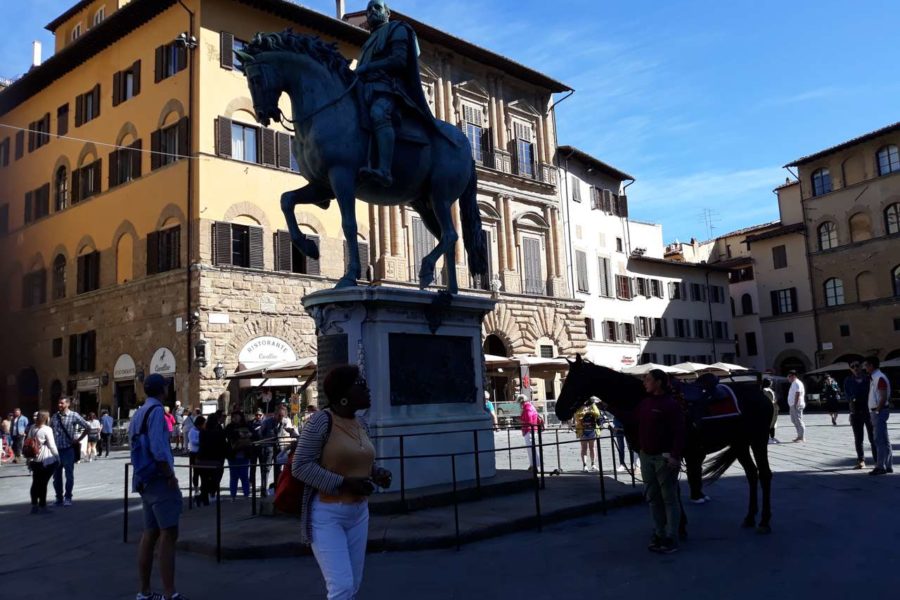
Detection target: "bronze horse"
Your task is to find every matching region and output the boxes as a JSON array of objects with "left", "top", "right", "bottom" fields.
[
  {"left": 237, "top": 32, "right": 487, "bottom": 292},
  {"left": 556, "top": 356, "right": 774, "bottom": 534}
]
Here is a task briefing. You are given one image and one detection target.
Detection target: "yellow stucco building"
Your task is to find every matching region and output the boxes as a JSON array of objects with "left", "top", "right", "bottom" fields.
[{"left": 0, "top": 0, "right": 585, "bottom": 417}]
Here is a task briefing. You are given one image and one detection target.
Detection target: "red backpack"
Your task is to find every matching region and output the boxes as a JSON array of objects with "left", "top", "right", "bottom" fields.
[{"left": 23, "top": 432, "right": 42, "bottom": 459}]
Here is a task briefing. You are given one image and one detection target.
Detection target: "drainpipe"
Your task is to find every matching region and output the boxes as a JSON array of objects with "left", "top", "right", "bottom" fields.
[
  {"left": 177, "top": 0, "right": 196, "bottom": 376},
  {"left": 622, "top": 177, "right": 635, "bottom": 255},
  {"left": 557, "top": 148, "right": 576, "bottom": 298},
  {"left": 791, "top": 167, "right": 823, "bottom": 369}
]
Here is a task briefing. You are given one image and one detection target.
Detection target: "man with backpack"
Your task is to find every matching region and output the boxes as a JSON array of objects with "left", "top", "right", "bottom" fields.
[{"left": 129, "top": 374, "right": 188, "bottom": 600}]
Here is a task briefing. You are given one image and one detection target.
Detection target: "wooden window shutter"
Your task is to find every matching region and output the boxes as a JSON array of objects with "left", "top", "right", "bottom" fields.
[
  {"left": 24, "top": 191, "right": 33, "bottom": 224},
  {"left": 75, "top": 94, "right": 84, "bottom": 127},
  {"left": 92, "top": 84, "right": 101, "bottom": 118},
  {"left": 14, "top": 130, "right": 24, "bottom": 159},
  {"left": 37, "top": 184, "right": 50, "bottom": 218},
  {"left": 154, "top": 45, "right": 165, "bottom": 82},
  {"left": 770, "top": 290, "right": 780, "bottom": 316},
  {"left": 113, "top": 70, "right": 122, "bottom": 106},
  {"left": 69, "top": 335, "right": 78, "bottom": 375},
  {"left": 213, "top": 222, "right": 232, "bottom": 266},
  {"left": 108, "top": 149, "right": 119, "bottom": 187},
  {"left": 306, "top": 235, "right": 321, "bottom": 275},
  {"left": 261, "top": 128, "right": 276, "bottom": 166},
  {"left": 76, "top": 255, "right": 85, "bottom": 294},
  {"left": 146, "top": 231, "right": 160, "bottom": 275},
  {"left": 248, "top": 226, "right": 264, "bottom": 269},
  {"left": 71, "top": 167, "right": 81, "bottom": 203},
  {"left": 58, "top": 104, "right": 69, "bottom": 137},
  {"left": 176, "top": 44, "right": 188, "bottom": 73},
  {"left": 789, "top": 288, "right": 798, "bottom": 312},
  {"left": 358, "top": 241, "right": 370, "bottom": 280},
  {"left": 276, "top": 132, "right": 292, "bottom": 169},
  {"left": 274, "top": 231, "right": 292, "bottom": 271},
  {"left": 150, "top": 129, "right": 161, "bottom": 170},
  {"left": 221, "top": 32, "right": 235, "bottom": 69},
  {"left": 132, "top": 60, "right": 141, "bottom": 96},
  {"left": 216, "top": 117, "right": 232, "bottom": 157},
  {"left": 28, "top": 121, "right": 35, "bottom": 152},
  {"left": 86, "top": 331, "right": 96, "bottom": 372},
  {"left": 619, "top": 194, "right": 629, "bottom": 218},
  {"left": 178, "top": 117, "right": 190, "bottom": 158},
  {"left": 131, "top": 139, "right": 142, "bottom": 178},
  {"left": 93, "top": 159, "right": 102, "bottom": 194}
]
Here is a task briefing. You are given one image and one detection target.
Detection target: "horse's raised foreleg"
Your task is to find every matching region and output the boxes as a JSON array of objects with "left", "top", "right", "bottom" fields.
[
  {"left": 752, "top": 440, "right": 773, "bottom": 533},
  {"left": 328, "top": 168, "right": 361, "bottom": 288},
  {"left": 422, "top": 192, "right": 459, "bottom": 294},
  {"left": 280, "top": 183, "right": 333, "bottom": 259},
  {"left": 735, "top": 446, "right": 759, "bottom": 528}
]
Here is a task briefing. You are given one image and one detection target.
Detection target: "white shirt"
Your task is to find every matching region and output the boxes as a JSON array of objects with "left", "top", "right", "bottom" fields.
[
  {"left": 788, "top": 379, "right": 805, "bottom": 408},
  {"left": 31, "top": 425, "right": 59, "bottom": 465},
  {"left": 869, "top": 369, "right": 891, "bottom": 410}
]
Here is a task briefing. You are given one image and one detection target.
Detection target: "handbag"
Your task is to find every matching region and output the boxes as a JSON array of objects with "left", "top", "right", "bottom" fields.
[{"left": 274, "top": 412, "right": 332, "bottom": 516}]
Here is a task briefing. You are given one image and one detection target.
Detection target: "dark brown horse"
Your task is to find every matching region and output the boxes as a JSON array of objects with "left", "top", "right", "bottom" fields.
[{"left": 555, "top": 356, "right": 774, "bottom": 533}]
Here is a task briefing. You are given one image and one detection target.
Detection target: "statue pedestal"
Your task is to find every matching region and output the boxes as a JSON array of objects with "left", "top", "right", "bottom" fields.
[{"left": 303, "top": 287, "right": 498, "bottom": 490}]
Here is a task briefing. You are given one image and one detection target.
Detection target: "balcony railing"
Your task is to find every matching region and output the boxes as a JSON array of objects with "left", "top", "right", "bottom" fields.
[{"left": 477, "top": 149, "right": 557, "bottom": 186}]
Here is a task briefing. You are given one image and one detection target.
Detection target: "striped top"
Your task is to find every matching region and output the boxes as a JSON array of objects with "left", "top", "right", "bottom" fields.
[{"left": 291, "top": 409, "right": 373, "bottom": 545}]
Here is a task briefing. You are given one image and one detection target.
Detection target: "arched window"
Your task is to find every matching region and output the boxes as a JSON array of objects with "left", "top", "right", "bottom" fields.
[
  {"left": 811, "top": 168, "right": 832, "bottom": 197},
  {"left": 55, "top": 166, "right": 68, "bottom": 212},
  {"left": 824, "top": 278, "right": 844, "bottom": 307},
  {"left": 885, "top": 203, "right": 900, "bottom": 235},
  {"left": 893, "top": 265, "right": 900, "bottom": 297},
  {"left": 817, "top": 221, "right": 837, "bottom": 250},
  {"left": 876, "top": 145, "right": 900, "bottom": 176},
  {"left": 849, "top": 212, "right": 872, "bottom": 242},
  {"left": 52, "top": 255, "right": 66, "bottom": 300},
  {"left": 741, "top": 293, "right": 753, "bottom": 315}
]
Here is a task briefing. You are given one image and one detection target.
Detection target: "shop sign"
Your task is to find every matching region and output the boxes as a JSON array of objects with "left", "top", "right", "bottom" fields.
[
  {"left": 621, "top": 356, "right": 635, "bottom": 365},
  {"left": 238, "top": 336, "right": 297, "bottom": 366},
  {"left": 77, "top": 378, "right": 100, "bottom": 391},
  {"left": 113, "top": 354, "right": 136, "bottom": 380},
  {"left": 150, "top": 347, "right": 177, "bottom": 376}
]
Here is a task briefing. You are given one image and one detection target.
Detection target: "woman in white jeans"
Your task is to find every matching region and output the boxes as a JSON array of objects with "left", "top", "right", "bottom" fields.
[{"left": 293, "top": 365, "right": 392, "bottom": 599}]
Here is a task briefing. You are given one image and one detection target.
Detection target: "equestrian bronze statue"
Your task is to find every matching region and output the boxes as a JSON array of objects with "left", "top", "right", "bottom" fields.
[{"left": 237, "top": 1, "right": 487, "bottom": 293}]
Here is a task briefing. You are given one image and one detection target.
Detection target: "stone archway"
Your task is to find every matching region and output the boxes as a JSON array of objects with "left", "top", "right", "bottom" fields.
[{"left": 773, "top": 349, "right": 812, "bottom": 375}]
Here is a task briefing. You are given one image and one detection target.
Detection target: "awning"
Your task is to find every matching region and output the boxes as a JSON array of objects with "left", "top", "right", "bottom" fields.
[
  {"left": 621, "top": 363, "right": 688, "bottom": 376},
  {"left": 709, "top": 362, "right": 750, "bottom": 373},
  {"left": 484, "top": 355, "right": 570, "bottom": 377},
  {"left": 806, "top": 362, "right": 849, "bottom": 375},
  {"left": 227, "top": 357, "right": 318, "bottom": 381}
]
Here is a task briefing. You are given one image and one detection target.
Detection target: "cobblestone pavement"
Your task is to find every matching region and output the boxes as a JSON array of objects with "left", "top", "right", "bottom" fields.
[{"left": 1, "top": 413, "right": 898, "bottom": 599}]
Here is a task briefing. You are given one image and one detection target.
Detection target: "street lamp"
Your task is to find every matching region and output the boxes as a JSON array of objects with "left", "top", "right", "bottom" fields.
[
  {"left": 214, "top": 362, "right": 226, "bottom": 380},
  {"left": 194, "top": 339, "right": 209, "bottom": 369}
]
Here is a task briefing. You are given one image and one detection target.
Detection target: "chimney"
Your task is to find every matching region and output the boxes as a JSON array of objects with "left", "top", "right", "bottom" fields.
[
  {"left": 32, "top": 41, "right": 42, "bottom": 68},
  {"left": 335, "top": 0, "right": 346, "bottom": 19}
]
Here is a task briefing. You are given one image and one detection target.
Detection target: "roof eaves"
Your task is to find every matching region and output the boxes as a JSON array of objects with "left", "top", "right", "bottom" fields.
[
  {"left": 45, "top": 0, "right": 94, "bottom": 32},
  {"left": 785, "top": 121, "right": 900, "bottom": 167},
  {"left": 629, "top": 255, "right": 732, "bottom": 273},
  {"left": 558, "top": 145, "right": 635, "bottom": 182}
]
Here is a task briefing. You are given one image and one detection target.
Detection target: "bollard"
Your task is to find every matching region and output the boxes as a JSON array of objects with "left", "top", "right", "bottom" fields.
[
  {"left": 507, "top": 427, "right": 512, "bottom": 469},
  {"left": 251, "top": 473, "right": 257, "bottom": 516},
  {"left": 216, "top": 481, "right": 222, "bottom": 563},
  {"left": 123, "top": 463, "right": 129, "bottom": 543},
  {"left": 610, "top": 431, "right": 619, "bottom": 483},
  {"left": 399, "top": 436, "right": 406, "bottom": 510},
  {"left": 188, "top": 462, "right": 193, "bottom": 510},
  {"left": 555, "top": 429, "right": 562, "bottom": 473},
  {"left": 472, "top": 430, "right": 481, "bottom": 495},
  {"left": 531, "top": 442, "right": 542, "bottom": 532},
  {"left": 596, "top": 436, "right": 607, "bottom": 515},
  {"left": 537, "top": 424, "right": 545, "bottom": 490}
]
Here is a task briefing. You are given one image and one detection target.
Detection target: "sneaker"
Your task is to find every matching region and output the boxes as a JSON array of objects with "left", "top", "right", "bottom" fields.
[
  {"left": 869, "top": 468, "right": 887, "bottom": 476},
  {"left": 136, "top": 593, "right": 164, "bottom": 600},
  {"left": 63, "top": 499, "right": 72, "bottom": 507},
  {"left": 658, "top": 539, "right": 680, "bottom": 554},
  {"left": 854, "top": 461, "right": 865, "bottom": 470},
  {"left": 647, "top": 534, "right": 663, "bottom": 552},
  {"left": 690, "top": 495, "right": 711, "bottom": 504},
  {"left": 170, "top": 593, "right": 190, "bottom": 600},
  {"left": 617, "top": 464, "right": 629, "bottom": 473},
  {"left": 54, "top": 499, "right": 64, "bottom": 507},
  {"left": 590, "top": 465, "right": 599, "bottom": 472},
  {"left": 582, "top": 465, "right": 589, "bottom": 473}
]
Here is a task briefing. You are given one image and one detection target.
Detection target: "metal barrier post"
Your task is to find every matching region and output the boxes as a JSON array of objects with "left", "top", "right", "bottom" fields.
[
  {"left": 451, "top": 455, "right": 460, "bottom": 551},
  {"left": 507, "top": 427, "right": 512, "bottom": 469},
  {"left": 123, "top": 463, "right": 129, "bottom": 543},
  {"left": 555, "top": 429, "right": 562, "bottom": 473},
  {"left": 251, "top": 470, "right": 257, "bottom": 516},
  {"left": 472, "top": 430, "right": 481, "bottom": 495},
  {"left": 188, "top": 462, "right": 193, "bottom": 510},
  {"left": 610, "top": 431, "right": 619, "bottom": 482},
  {"left": 216, "top": 480, "right": 222, "bottom": 563},
  {"left": 630, "top": 448, "right": 636, "bottom": 487},
  {"left": 531, "top": 443, "right": 542, "bottom": 532},
  {"left": 537, "top": 424, "right": 545, "bottom": 490},
  {"left": 596, "top": 436, "right": 607, "bottom": 515},
  {"left": 399, "top": 436, "right": 406, "bottom": 510}
]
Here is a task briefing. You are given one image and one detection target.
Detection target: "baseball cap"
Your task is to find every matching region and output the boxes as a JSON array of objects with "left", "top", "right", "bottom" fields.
[{"left": 143, "top": 373, "right": 169, "bottom": 397}]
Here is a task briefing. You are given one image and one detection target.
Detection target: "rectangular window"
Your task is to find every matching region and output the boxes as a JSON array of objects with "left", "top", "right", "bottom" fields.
[
  {"left": 784, "top": 331, "right": 794, "bottom": 343},
  {"left": 597, "top": 257, "right": 611, "bottom": 297},
  {"left": 75, "top": 85, "right": 101, "bottom": 126},
  {"left": 663, "top": 354, "right": 676, "bottom": 366},
  {"left": 52, "top": 338, "right": 63, "bottom": 358},
  {"left": 585, "top": 318, "right": 594, "bottom": 341},
  {"left": 894, "top": 318, "right": 900, "bottom": 331},
  {"left": 771, "top": 288, "right": 798, "bottom": 315},
  {"left": 652, "top": 318, "right": 667, "bottom": 337},
  {"left": 57, "top": 104, "right": 69, "bottom": 138},
  {"left": 22, "top": 270, "right": 47, "bottom": 308},
  {"left": 615, "top": 275, "right": 632, "bottom": 300},
  {"left": 575, "top": 250, "right": 589, "bottom": 293},
  {"left": 522, "top": 236, "right": 543, "bottom": 295},
  {"left": 113, "top": 60, "right": 141, "bottom": 106},
  {"left": 693, "top": 319, "right": 706, "bottom": 339},
  {"left": 516, "top": 138, "right": 534, "bottom": 178},
  {"left": 0, "top": 137, "right": 9, "bottom": 166},
  {"left": 76, "top": 251, "right": 101, "bottom": 294},
  {"left": 690, "top": 283, "right": 707, "bottom": 302},
  {"left": 343, "top": 240, "right": 371, "bottom": 282},
  {"left": 679, "top": 355, "right": 692, "bottom": 363},
  {"left": 772, "top": 245, "right": 787, "bottom": 269},
  {"left": 0, "top": 204, "right": 8, "bottom": 235},
  {"left": 221, "top": 33, "right": 249, "bottom": 73},
  {"left": 651, "top": 279, "right": 663, "bottom": 298},
  {"left": 539, "top": 345, "right": 554, "bottom": 359},
  {"left": 840, "top": 324, "right": 850, "bottom": 337},
  {"left": 68, "top": 331, "right": 96, "bottom": 375},
  {"left": 28, "top": 114, "right": 51, "bottom": 151},
  {"left": 233, "top": 38, "right": 248, "bottom": 72},
  {"left": 640, "top": 352, "right": 658, "bottom": 365},
  {"left": 745, "top": 332, "right": 758, "bottom": 356},
  {"left": 212, "top": 222, "right": 264, "bottom": 269},
  {"left": 635, "top": 278, "right": 650, "bottom": 297},
  {"left": 713, "top": 321, "right": 728, "bottom": 340},
  {"left": 669, "top": 281, "right": 684, "bottom": 300},
  {"left": 109, "top": 140, "right": 142, "bottom": 188},
  {"left": 622, "top": 323, "right": 635, "bottom": 343},
  {"left": 231, "top": 122, "right": 259, "bottom": 163},
  {"left": 674, "top": 319, "right": 689, "bottom": 338},
  {"left": 571, "top": 178, "right": 581, "bottom": 202},
  {"left": 411, "top": 217, "right": 442, "bottom": 285},
  {"left": 616, "top": 237, "right": 624, "bottom": 253},
  {"left": 71, "top": 159, "right": 102, "bottom": 204},
  {"left": 155, "top": 42, "right": 187, "bottom": 82},
  {"left": 463, "top": 114, "right": 484, "bottom": 164},
  {"left": 151, "top": 118, "right": 188, "bottom": 170},
  {"left": 604, "top": 321, "right": 618, "bottom": 342},
  {"left": 275, "top": 230, "right": 320, "bottom": 275},
  {"left": 147, "top": 226, "right": 181, "bottom": 275},
  {"left": 15, "top": 130, "right": 24, "bottom": 160}
]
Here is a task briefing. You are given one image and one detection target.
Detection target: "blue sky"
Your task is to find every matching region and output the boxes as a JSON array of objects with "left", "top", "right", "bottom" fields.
[{"left": 3, "top": 0, "right": 899, "bottom": 242}]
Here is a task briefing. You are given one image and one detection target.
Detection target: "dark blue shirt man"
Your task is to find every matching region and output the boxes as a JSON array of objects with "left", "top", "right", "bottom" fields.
[{"left": 844, "top": 362, "right": 875, "bottom": 469}]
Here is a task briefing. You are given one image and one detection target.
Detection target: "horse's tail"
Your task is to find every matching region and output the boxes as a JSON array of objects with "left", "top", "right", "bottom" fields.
[
  {"left": 460, "top": 160, "right": 488, "bottom": 276},
  {"left": 702, "top": 446, "right": 739, "bottom": 483}
]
